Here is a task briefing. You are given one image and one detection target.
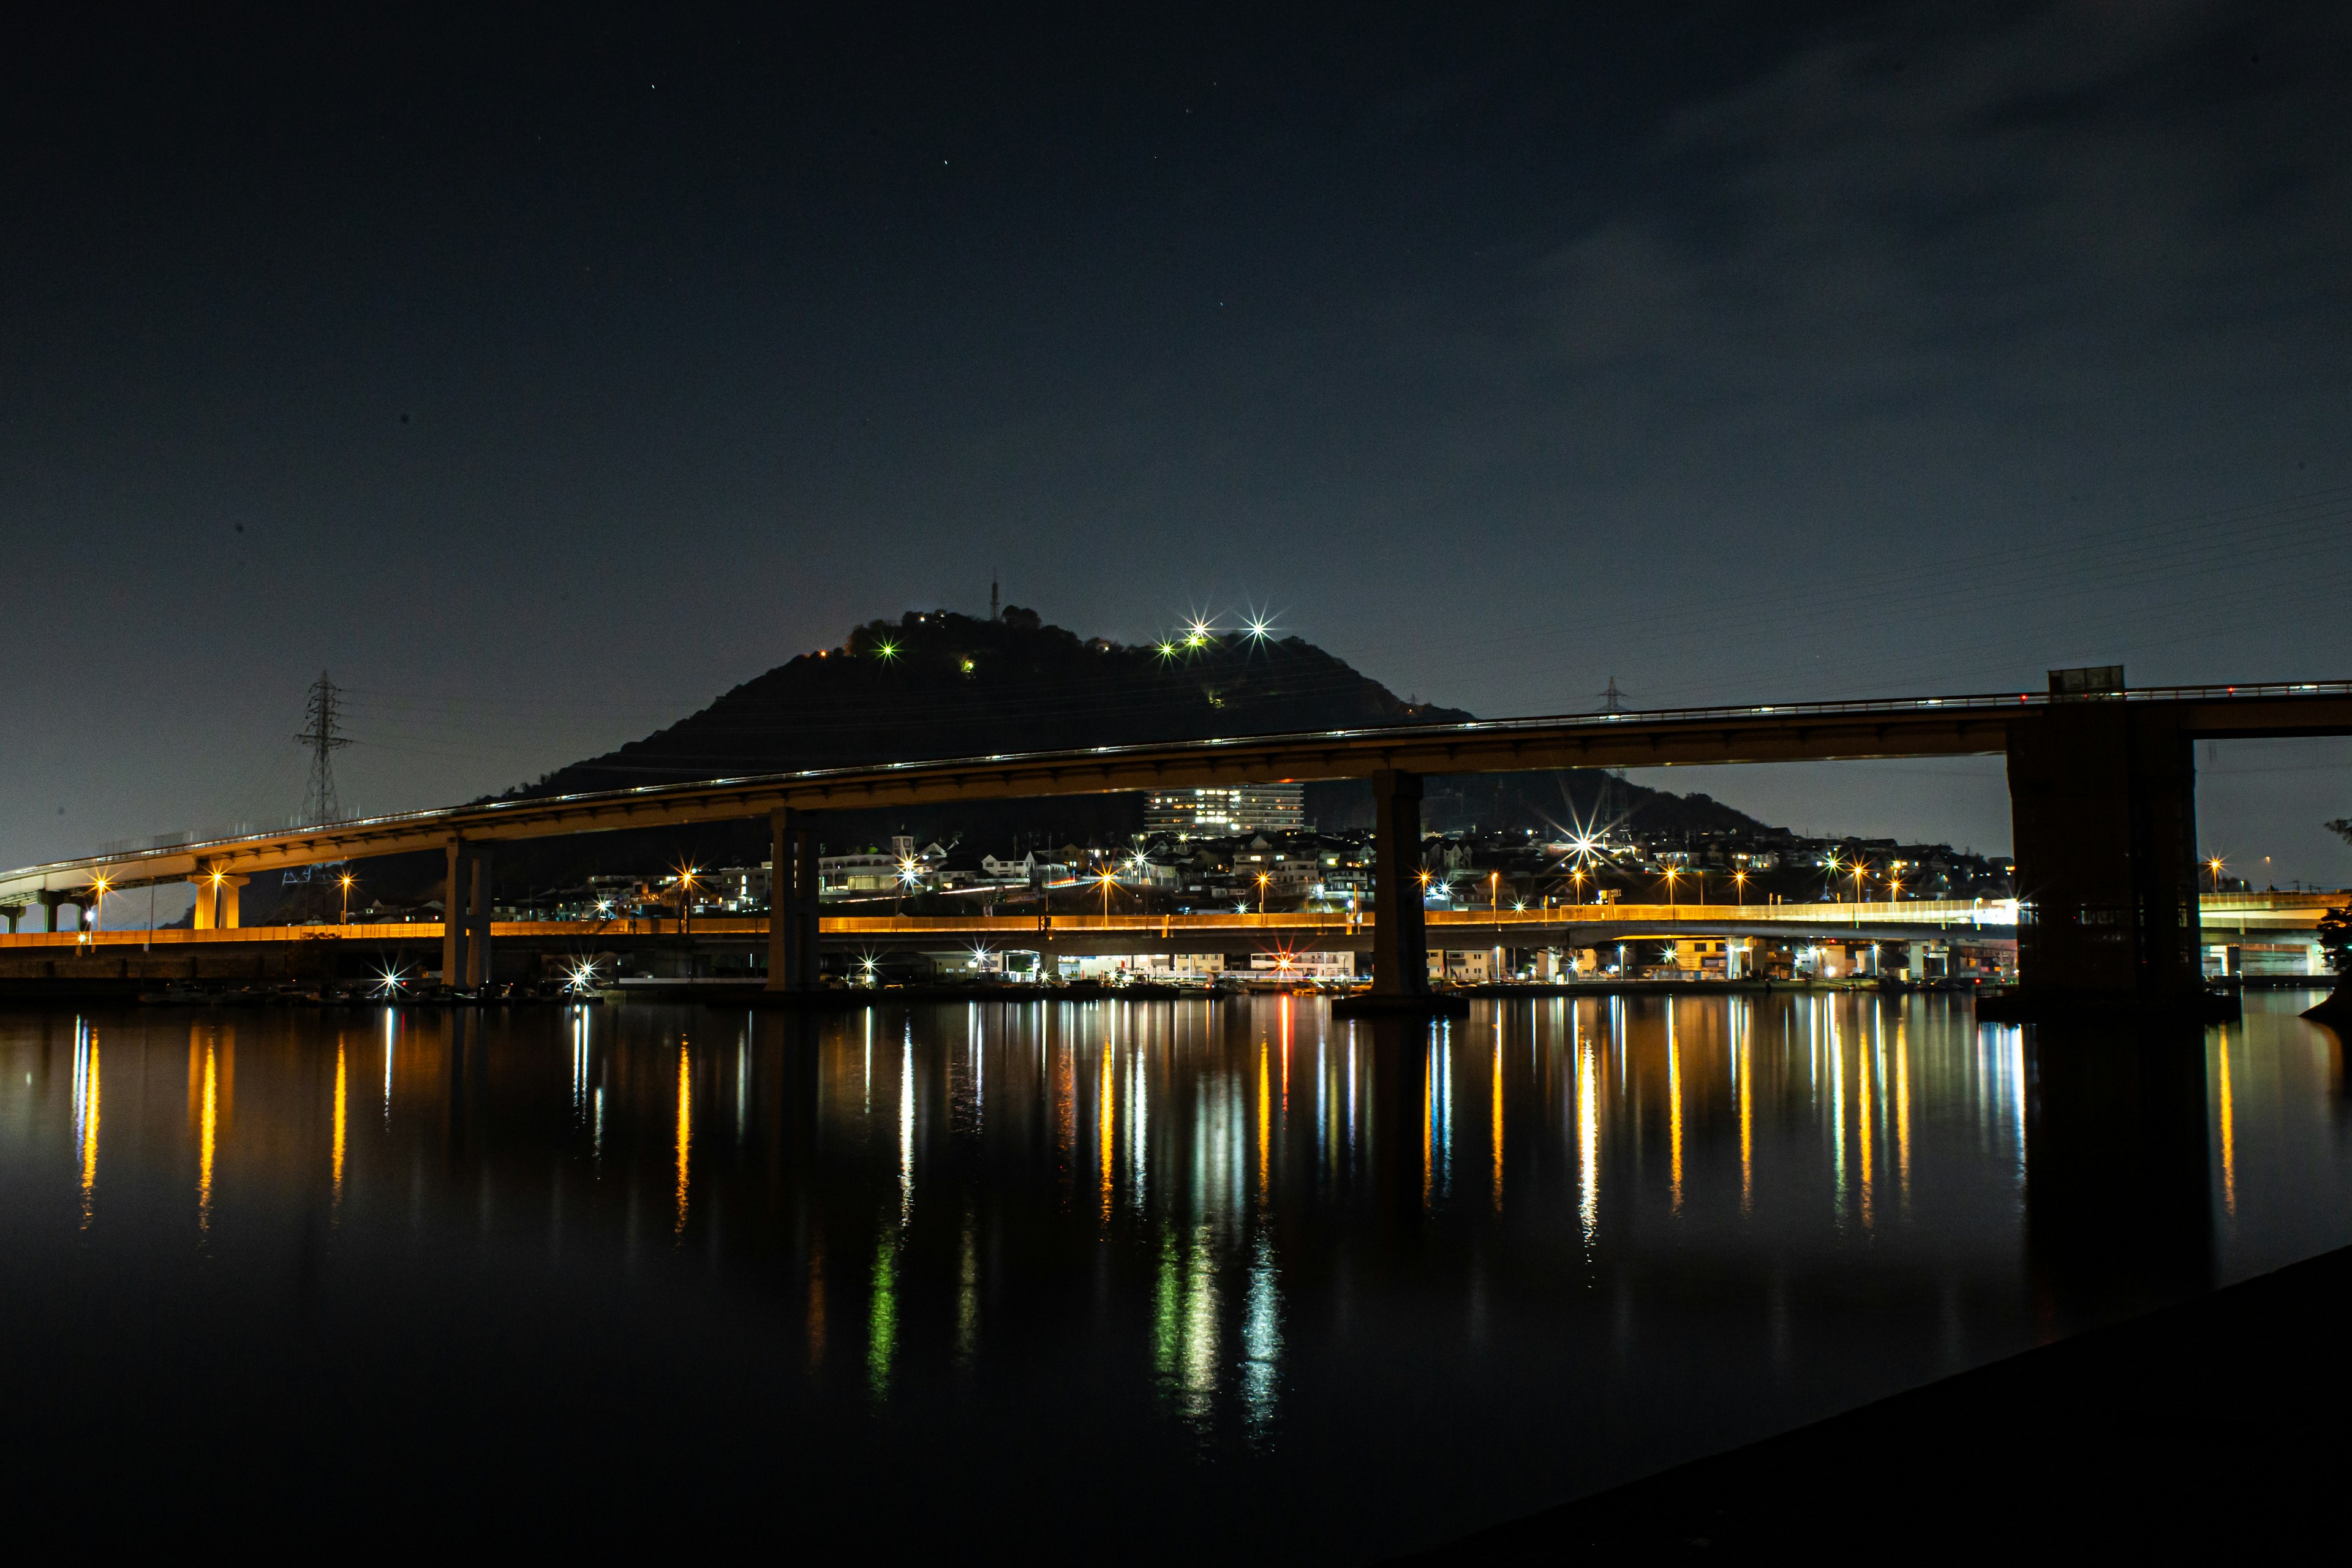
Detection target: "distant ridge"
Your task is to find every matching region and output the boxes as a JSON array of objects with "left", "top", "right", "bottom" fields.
[
  {"left": 245, "top": 606, "right": 1781, "bottom": 911},
  {"left": 520, "top": 606, "right": 1472, "bottom": 797}
]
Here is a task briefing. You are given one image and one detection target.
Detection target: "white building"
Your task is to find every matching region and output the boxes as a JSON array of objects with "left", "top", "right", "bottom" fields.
[{"left": 1144, "top": 782, "right": 1305, "bottom": 837}]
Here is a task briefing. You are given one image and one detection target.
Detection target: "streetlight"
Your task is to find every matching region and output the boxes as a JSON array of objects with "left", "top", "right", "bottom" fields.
[
  {"left": 1662, "top": 864, "right": 1681, "bottom": 909},
  {"left": 1732, "top": 868, "right": 1749, "bottom": 906},
  {"left": 1256, "top": 872, "right": 1270, "bottom": 914},
  {"left": 339, "top": 871, "right": 356, "bottom": 924},
  {"left": 2207, "top": 855, "right": 2226, "bottom": 894},
  {"left": 1100, "top": 867, "right": 1118, "bottom": 925},
  {"left": 1490, "top": 870, "right": 1501, "bottom": 915},
  {"left": 1570, "top": 866, "right": 1587, "bottom": 903}
]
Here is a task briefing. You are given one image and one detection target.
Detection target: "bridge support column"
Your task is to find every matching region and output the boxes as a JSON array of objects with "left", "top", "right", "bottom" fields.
[
  {"left": 442, "top": 840, "right": 472, "bottom": 989},
  {"left": 1338, "top": 770, "right": 1461, "bottom": 1015},
  {"left": 37, "top": 891, "right": 70, "bottom": 933},
  {"left": 767, "top": 810, "right": 821, "bottom": 992},
  {"left": 2003, "top": 699, "right": 2204, "bottom": 1017},
  {"left": 0, "top": 903, "right": 20, "bottom": 934},
  {"left": 185, "top": 876, "right": 243, "bottom": 930},
  {"left": 466, "top": 845, "right": 494, "bottom": 989}
]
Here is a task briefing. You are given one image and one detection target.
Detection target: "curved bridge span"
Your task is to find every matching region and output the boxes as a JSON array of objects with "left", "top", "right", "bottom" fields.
[{"left": 6, "top": 677, "right": 2347, "bottom": 1011}]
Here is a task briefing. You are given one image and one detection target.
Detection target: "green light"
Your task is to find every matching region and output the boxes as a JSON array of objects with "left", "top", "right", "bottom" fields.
[{"left": 876, "top": 641, "right": 899, "bottom": 661}]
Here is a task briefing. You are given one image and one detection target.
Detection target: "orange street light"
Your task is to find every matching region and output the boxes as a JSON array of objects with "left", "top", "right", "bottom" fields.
[
  {"left": 84, "top": 873, "right": 110, "bottom": 940},
  {"left": 1732, "top": 868, "right": 1749, "bottom": 905},
  {"left": 1662, "top": 864, "right": 1681, "bottom": 908},
  {"left": 339, "top": 870, "right": 357, "bottom": 924},
  {"left": 1256, "top": 871, "right": 1270, "bottom": 914},
  {"left": 2207, "top": 856, "right": 2226, "bottom": 893}
]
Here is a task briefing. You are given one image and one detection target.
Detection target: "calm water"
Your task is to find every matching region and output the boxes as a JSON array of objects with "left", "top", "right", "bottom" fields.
[{"left": 5, "top": 992, "right": 2349, "bottom": 1555}]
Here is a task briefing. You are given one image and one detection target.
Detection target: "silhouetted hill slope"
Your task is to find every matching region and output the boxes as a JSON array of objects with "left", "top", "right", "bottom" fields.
[
  {"left": 523, "top": 606, "right": 1469, "bottom": 796},
  {"left": 304, "top": 608, "right": 1784, "bottom": 911}
]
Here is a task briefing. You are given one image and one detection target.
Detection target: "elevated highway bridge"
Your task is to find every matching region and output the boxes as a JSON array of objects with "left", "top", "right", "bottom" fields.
[{"left": 4, "top": 676, "right": 2347, "bottom": 1011}]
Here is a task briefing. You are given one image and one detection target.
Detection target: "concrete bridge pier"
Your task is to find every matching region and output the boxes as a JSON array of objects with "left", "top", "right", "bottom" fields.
[
  {"left": 186, "top": 873, "right": 247, "bottom": 930},
  {"left": 441, "top": 840, "right": 475, "bottom": 987},
  {"left": 466, "top": 845, "right": 495, "bottom": 988},
  {"left": 36, "top": 891, "right": 78, "bottom": 932},
  {"left": 0, "top": 903, "right": 20, "bottom": 934},
  {"left": 1336, "top": 769, "right": 1463, "bottom": 1016},
  {"left": 2004, "top": 699, "right": 2204, "bottom": 1017},
  {"left": 766, "top": 809, "right": 820, "bottom": 992}
]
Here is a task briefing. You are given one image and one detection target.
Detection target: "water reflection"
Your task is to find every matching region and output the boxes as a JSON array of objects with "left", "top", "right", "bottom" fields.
[
  {"left": 5, "top": 993, "right": 2350, "bottom": 1559},
  {"left": 72, "top": 1019, "right": 97, "bottom": 1227}
]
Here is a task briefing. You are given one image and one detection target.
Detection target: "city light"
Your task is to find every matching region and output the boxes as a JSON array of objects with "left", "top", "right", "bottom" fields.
[
  {"left": 374, "top": 962, "right": 409, "bottom": 998},
  {"left": 1155, "top": 641, "right": 1178, "bottom": 660},
  {"left": 2208, "top": 854, "right": 2227, "bottom": 892},
  {"left": 1243, "top": 614, "right": 1273, "bottom": 641},
  {"left": 1732, "top": 868, "right": 1749, "bottom": 905},
  {"left": 1185, "top": 617, "right": 1214, "bottom": 647},
  {"left": 898, "top": 858, "right": 922, "bottom": 889},
  {"left": 565, "top": 958, "right": 602, "bottom": 994}
]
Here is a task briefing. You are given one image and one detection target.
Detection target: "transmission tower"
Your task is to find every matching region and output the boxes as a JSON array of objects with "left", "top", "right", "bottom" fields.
[
  {"left": 1593, "top": 676, "right": 1630, "bottom": 834},
  {"left": 295, "top": 670, "right": 353, "bottom": 826}
]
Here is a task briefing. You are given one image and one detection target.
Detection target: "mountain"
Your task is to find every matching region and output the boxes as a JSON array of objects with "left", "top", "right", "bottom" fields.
[
  {"left": 524, "top": 606, "right": 1469, "bottom": 794},
  {"left": 284, "top": 606, "right": 1781, "bottom": 911}
]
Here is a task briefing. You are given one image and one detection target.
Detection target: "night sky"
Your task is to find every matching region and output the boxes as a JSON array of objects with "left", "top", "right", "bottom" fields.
[{"left": 9, "top": 3, "right": 2350, "bottom": 897}]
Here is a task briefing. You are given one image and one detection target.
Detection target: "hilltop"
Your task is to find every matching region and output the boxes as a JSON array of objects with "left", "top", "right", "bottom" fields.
[
  {"left": 524, "top": 606, "right": 1469, "bottom": 794},
  {"left": 249, "top": 607, "right": 1788, "bottom": 914}
]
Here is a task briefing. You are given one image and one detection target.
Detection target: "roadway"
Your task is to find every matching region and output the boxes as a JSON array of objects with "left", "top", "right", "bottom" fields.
[
  {"left": 6, "top": 679, "right": 2350, "bottom": 904},
  {"left": 18, "top": 895, "right": 2331, "bottom": 958}
]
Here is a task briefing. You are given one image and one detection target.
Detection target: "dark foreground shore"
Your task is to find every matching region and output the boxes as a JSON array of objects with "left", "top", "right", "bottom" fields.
[{"left": 1414, "top": 1243, "right": 2352, "bottom": 1558}]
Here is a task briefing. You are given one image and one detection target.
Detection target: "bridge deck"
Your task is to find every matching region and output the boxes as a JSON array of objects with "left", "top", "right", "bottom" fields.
[
  {"left": 7, "top": 896, "right": 2326, "bottom": 951},
  {"left": 6, "top": 682, "right": 2347, "bottom": 902}
]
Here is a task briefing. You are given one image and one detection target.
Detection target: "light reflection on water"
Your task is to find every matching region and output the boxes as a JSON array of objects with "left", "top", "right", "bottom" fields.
[{"left": 4, "top": 992, "right": 2350, "bottom": 1558}]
